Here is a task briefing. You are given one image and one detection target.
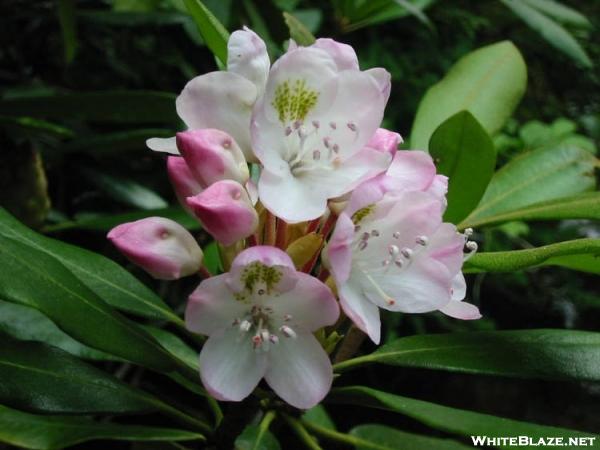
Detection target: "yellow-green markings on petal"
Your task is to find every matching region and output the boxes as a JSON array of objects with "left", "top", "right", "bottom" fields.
[
  {"left": 272, "top": 79, "right": 319, "bottom": 123},
  {"left": 352, "top": 205, "right": 375, "bottom": 225},
  {"left": 235, "top": 262, "right": 283, "bottom": 302}
]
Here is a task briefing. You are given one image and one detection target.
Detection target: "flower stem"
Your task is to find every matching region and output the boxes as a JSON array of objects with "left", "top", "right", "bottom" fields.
[
  {"left": 264, "top": 211, "right": 277, "bottom": 246},
  {"left": 333, "top": 324, "right": 366, "bottom": 364},
  {"left": 319, "top": 210, "right": 337, "bottom": 239},
  {"left": 301, "top": 419, "right": 377, "bottom": 448},
  {"left": 247, "top": 233, "right": 258, "bottom": 247},
  {"left": 306, "top": 218, "right": 321, "bottom": 234},
  {"left": 283, "top": 414, "right": 324, "bottom": 450},
  {"left": 275, "top": 218, "right": 288, "bottom": 249},
  {"left": 198, "top": 266, "right": 212, "bottom": 279}
]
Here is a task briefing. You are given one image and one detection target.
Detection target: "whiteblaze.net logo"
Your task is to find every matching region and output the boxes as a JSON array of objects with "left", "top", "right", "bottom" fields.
[{"left": 470, "top": 436, "right": 597, "bottom": 447}]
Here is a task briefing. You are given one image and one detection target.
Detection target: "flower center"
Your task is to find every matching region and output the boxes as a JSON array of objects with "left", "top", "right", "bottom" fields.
[
  {"left": 282, "top": 119, "right": 360, "bottom": 177},
  {"left": 231, "top": 304, "right": 297, "bottom": 352}
]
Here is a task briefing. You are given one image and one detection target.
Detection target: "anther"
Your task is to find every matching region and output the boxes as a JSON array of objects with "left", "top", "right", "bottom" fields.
[
  {"left": 466, "top": 241, "right": 478, "bottom": 252},
  {"left": 329, "top": 121, "right": 337, "bottom": 130},
  {"left": 239, "top": 320, "right": 251, "bottom": 332},
  {"left": 382, "top": 260, "right": 390, "bottom": 267},
  {"left": 347, "top": 122, "right": 357, "bottom": 131},
  {"left": 269, "top": 334, "right": 279, "bottom": 344},
  {"left": 323, "top": 137, "right": 331, "bottom": 148},
  {"left": 313, "top": 150, "right": 321, "bottom": 160},
  {"left": 280, "top": 325, "right": 297, "bottom": 338},
  {"left": 312, "top": 120, "right": 320, "bottom": 129},
  {"left": 387, "top": 299, "right": 396, "bottom": 306},
  {"left": 464, "top": 228, "right": 474, "bottom": 237},
  {"left": 332, "top": 144, "right": 340, "bottom": 153},
  {"left": 371, "top": 230, "right": 380, "bottom": 237},
  {"left": 401, "top": 248, "right": 413, "bottom": 259},
  {"left": 361, "top": 232, "right": 370, "bottom": 241},
  {"left": 293, "top": 120, "right": 302, "bottom": 129},
  {"left": 394, "top": 259, "right": 404, "bottom": 268},
  {"left": 285, "top": 126, "right": 292, "bottom": 136},
  {"left": 283, "top": 314, "right": 293, "bottom": 322},
  {"left": 222, "top": 139, "right": 231, "bottom": 149},
  {"left": 257, "top": 288, "right": 266, "bottom": 295},
  {"left": 232, "top": 318, "right": 240, "bottom": 326},
  {"left": 358, "top": 241, "right": 368, "bottom": 251},
  {"left": 388, "top": 244, "right": 399, "bottom": 256},
  {"left": 416, "top": 236, "right": 428, "bottom": 246},
  {"left": 354, "top": 225, "right": 361, "bottom": 232},
  {"left": 393, "top": 231, "right": 401, "bottom": 239}
]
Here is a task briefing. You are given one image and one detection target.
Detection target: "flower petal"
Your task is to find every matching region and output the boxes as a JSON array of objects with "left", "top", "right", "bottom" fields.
[
  {"left": 365, "top": 67, "right": 391, "bottom": 103},
  {"left": 265, "top": 332, "right": 333, "bottom": 409},
  {"left": 426, "top": 223, "right": 464, "bottom": 276},
  {"left": 339, "top": 280, "right": 381, "bottom": 344},
  {"left": 185, "top": 274, "right": 248, "bottom": 335},
  {"left": 439, "top": 299, "right": 481, "bottom": 321},
  {"left": 326, "top": 213, "right": 355, "bottom": 284},
  {"left": 176, "top": 71, "right": 257, "bottom": 162},
  {"left": 146, "top": 136, "right": 178, "bottom": 154},
  {"left": 227, "top": 27, "right": 270, "bottom": 95},
  {"left": 383, "top": 150, "right": 436, "bottom": 192},
  {"left": 265, "top": 272, "right": 338, "bottom": 331},
  {"left": 312, "top": 38, "right": 359, "bottom": 71},
  {"left": 199, "top": 327, "right": 267, "bottom": 401}
]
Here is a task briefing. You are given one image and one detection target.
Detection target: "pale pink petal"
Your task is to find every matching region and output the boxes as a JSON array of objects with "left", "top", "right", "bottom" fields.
[
  {"left": 365, "top": 67, "right": 391, "bottom": 103},
  {"left": 107, "top": 217, "right": 202, "bottom": 280},
  {"left": 426, "top": 223, "right": 464, "bottom": 276},
  {"left": 265, "top": 272, "right": 338, "bottom": 331},
  {"left": 176, "top": 129, "right": 249, "bottom": 186},
  {"left": 366, "top": 128, "right": 402, "bottom": 157},
  {"left": 185, "top": 274, "right": 248, "bottom": 335},
  {"left": 199, "top": 327, "right": 267, "bottom": 402},
  {"left": 227, "top": 27, "right": 270, "bottom": 95},
  {"left": 344, "top": 175, "right": 387, "bottom": 217},
  {"left": 167, "top": 156, "right": 204, "bottom": 213},
  {"left": 439, "top": 299, "right": 481, "bottom": 320},
  {"left": 265, "top": 333, "right": 333, "bottom": 409},
  {"left": 451, "top": 273, "right": 467, "bottom": 301},
  {"left": 426, "top": 175, "right": 449, "bottom": 204},
  {"left": 186, "top": 180, "right": 258, "bottom": 246},
  {"left": 326, "top": 213, "right": 355, "bottom": 284},
  {"left": 339, "top": 280, "right": 381, "bottom": 344},
  {"left": 146, "top": 136, "right": 178, "bottom": 155},
  {"left": 312, "top": 38, "right": 359, "bottom": 71},
  {"left": 176, "top": 72, "right": 257, "bottom": 162},
  {"left": 383, "top": 150, "right": 436, "bottom": 192}
]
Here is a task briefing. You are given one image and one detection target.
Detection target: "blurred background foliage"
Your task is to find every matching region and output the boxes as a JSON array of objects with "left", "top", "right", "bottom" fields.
[{"left": 0, "top": 0, "right": 599, "bottom": 448}]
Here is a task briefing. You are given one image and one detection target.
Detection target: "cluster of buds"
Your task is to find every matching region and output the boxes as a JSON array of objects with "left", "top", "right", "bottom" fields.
[{"left": 108, "top": 27, "right": 480, "bottom": 410}]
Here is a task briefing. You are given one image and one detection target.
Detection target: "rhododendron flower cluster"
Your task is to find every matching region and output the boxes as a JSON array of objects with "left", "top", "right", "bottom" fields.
[{"left": 108, "top": 27, "right": 480, "bottom": 409}]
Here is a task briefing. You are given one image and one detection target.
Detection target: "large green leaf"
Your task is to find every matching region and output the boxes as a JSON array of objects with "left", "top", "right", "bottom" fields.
[
  {"left": 522, "top": 0, "right": 592, "bottom": 28},
  {"left": 0, "top": 300, "right": 115, "bottom": 361},
  {"left": 429, "top": 111, "right": 496, "bottom": 223},
  {"left": 0, "top": 91, "right": 178, "bottom": 124},
  {"left": 410, "top": 41, "right": 527, "bottom": 150},
  {"left": 235, "top": 411, "right": 280, "bottom": 450},
  {"left": 459, "top": 192, "right": 600, "bottom": 229},
  {"left": 462, "top": 143, "right": 597, "bottom": 226},
  {"left": 183, "top": 0, "right": 230, "bottom": 65},
  {"left": 336, "top": 0, "right": 436, "bottom": 33},
  {"left": 0, "top": 338, "right": 166, "bottom": 414},
  {"left": 0, "top": 404, "right": 203, "bottom": 450},
  {"left": 61, "top": 128, "right": 173, "bottom": 155},
  {"left": 464, "top": 238, "right": 600, "bottom": 273},
  {"left": 57, "top": 0, "right": 77, "bottom": 64},
  {"left": 350, "top": 424, "right": 472, "bottom": 450},
  {"left": 501, "top": 0, "right": 592, "bottom": 68},
  {"left": 331, "top": 387, "right": 597, "bottom": 444},
  {"left": 0, "top": 233, "right": 177, "bottom": 371},
  {"left": 0, "top": 208, "right": 182, "bottom": 325},
  {"left": 334, "top": 329, "right": 600, "bottom": 382}
]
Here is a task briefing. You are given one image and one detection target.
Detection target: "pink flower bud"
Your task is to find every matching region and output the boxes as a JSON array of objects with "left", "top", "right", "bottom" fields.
[
  {"left": 108, "top": 217, "right": 203, "bottom": 280},
  {"left": 367, "top": 128, "right": 402, "bottom": 157},
  {"left": 167, "top": 156, "right": 204, "bottom": 212},
  {"left": 176, "top": 129, "right": 249, "bottom": 187},
  {"left": 186, "top": 180, "right": 258, "bottom": 246}
]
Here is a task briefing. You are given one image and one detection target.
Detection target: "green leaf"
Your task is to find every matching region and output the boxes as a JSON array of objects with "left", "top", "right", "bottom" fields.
[
  {"left": 0, "top": 91, "right": 178, "bottom": 125},
  {"left": 0, "top": 208, "right": 182, "bottom": 325},
  {"left": 61, "top": 128, "right": 173, "bottom": 155},
  {"left": 0, "top": 338, "right": 165, "bottom": 414},
  {"left": 57, "top": 0, "right": 78, "bottom": 64},
  {"left": 501, "top": 0, "right": 592, "bottom": 68},
  {"left": 350, "top": 424, "right": 472, "bottom": 450},
  {"left": 183, "top": 0, "right": 230, "bottom": 65},
  {"left": 0, "top": 300, "right": 115, "bottom": 361},
  {"left": 522, "top": 0, "right": 592, "bottom": 28},
  {"left": 338, "top": 0, "right": 436, "bottom": 33},
  {"left": 204, "top": 241, "right": 223, "bottom": 275},
  {"left": 235, "top": 411, "right": 280, "bottom": 450},
  {"left": 464, "top": 238, "right": 600, "bottom": 273},
  {"left": 543, "top": 253, "right": 600, "bottom": 275},
  {"left": 302, "top": 405, "right": 336, "bottom": 431},
  {"left": 44, "top": 206, "right": 200, "bottom": 233},
  {"left": 142, "top": 325, "right": 199, "bottom": 371},
  {"left": 429, "top": 111, "right": 496, "bottom": 223},
  {"left": 335, "top": 329, "right": 600, "bottom": 382},
  {"left": 331, "top": 387, "right": 597, "bottom": 444},
  {"left": 410, "top": 41, "right": 527, "bottom": 150},
  {"left": 459, "top": 192, "right": 600, "bottom": 229},
  {"left": 0, "top": 115, "right": 74, "bottom": 139},
  {"left": 0, "top": 231, "right": 177, "bottom": 372},
  {"left": 0, "top": 404, "right": 203, "bottom": 450},
  {"left": 283, "top": 12, "right": 316, "bottom": 46},
  {"left": 462, "top": 143, "right": 597, "bottom": 226},
  {"left": 83, "top": 168, "right": 168, "bottom": 210}
]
